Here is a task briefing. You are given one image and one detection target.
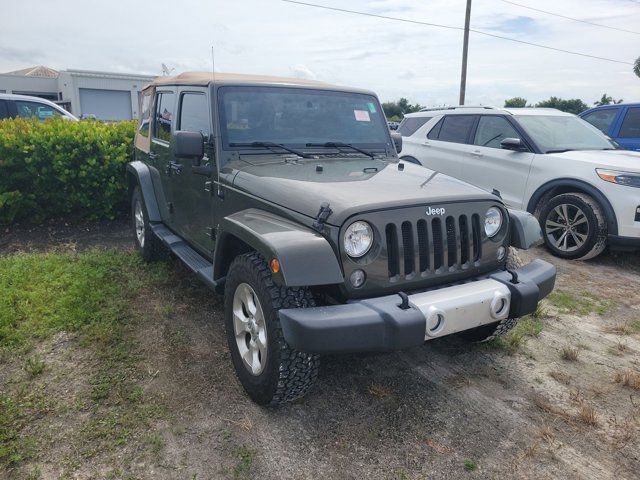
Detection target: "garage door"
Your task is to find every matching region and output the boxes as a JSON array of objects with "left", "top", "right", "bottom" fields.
[{"left": 79, "top": 88, "right": 132, "bottom": 121}]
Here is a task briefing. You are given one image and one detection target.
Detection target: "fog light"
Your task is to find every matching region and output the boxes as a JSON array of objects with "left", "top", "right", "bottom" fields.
[
  {"left": 350, "top": 269, "right": 366, "bottom": 288},
  {"left": 497, "top": 246, "right": 506, "bottom": 261}
]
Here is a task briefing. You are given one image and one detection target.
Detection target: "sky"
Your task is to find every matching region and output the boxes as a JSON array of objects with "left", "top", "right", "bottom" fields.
[{"left": 1, "top": 0, "right": 639, "bottom": 107}]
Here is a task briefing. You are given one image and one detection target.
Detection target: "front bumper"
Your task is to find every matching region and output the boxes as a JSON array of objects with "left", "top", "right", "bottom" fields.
[{"left": 279, "top": 259, "right": 556, "bottom": 354}]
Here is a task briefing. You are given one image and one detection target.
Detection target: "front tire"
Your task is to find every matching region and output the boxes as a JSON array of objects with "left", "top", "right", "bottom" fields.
[
  {"left": 224, "top": 252, "right": 320, "bottom": 406},
  {"left": 538, "top": 192, "right": 607, "bottom": 260}
]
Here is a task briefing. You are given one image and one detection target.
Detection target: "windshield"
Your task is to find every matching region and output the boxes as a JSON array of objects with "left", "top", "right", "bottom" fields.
[
  {"left": 516, "top": 115, "right": 615, "bottom": 153},
  {"left": 218, "top": 86, "right": 390, "bottom": 151}
]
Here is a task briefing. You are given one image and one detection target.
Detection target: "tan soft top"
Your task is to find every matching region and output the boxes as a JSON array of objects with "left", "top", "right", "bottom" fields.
[{"left": 149, "top": 71, "right": 333, "bottom": 88}]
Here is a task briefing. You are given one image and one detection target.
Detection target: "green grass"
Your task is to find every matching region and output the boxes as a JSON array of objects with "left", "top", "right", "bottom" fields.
[
  {"left": 0, "top": 249, "right": 169, "bottom": 471},
  {"left": 485, "top": 315, "right": 544, "bottom": 354},
  {"left": 233, "top": 445, "right": 256, "bottom": 480},
  {"left": 547, "top": 291, "right": 613, "bottom": 316},
  {"left": 463, "top": 459, "right": 478, "bottom": 472}
]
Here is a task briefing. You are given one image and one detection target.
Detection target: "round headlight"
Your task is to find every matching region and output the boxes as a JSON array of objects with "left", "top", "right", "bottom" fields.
[
  {"left": 344, "top": 221, "right": 373, "bottom": 258},
  {"left": 485, "top": 207, "right": 503, "bottom": 238}
]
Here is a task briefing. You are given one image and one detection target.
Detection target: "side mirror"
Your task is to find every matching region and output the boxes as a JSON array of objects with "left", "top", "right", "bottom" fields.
[
  {"left": 500, "top": 137, "right": 526, "bottom": 152},
  {"left": 175, "top": 131, "right": 204, "bottom": 161},
  {"left": 391, "top": 131, "right": 402, "bottom": 154}
]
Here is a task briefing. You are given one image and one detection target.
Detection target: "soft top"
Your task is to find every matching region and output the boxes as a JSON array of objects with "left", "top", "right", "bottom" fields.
[{"left": 150, "top": 72, "right": 331, "bottom": 88}]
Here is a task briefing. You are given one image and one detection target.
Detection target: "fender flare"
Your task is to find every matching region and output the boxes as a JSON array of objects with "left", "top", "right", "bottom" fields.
[
  {"left": 526, "top": 178, "right": 618, "bottom": 236},
  {"left": 215, "top": 209, "right": 344, "bottom": 287},
  {"left": 399, "top": 155, "right": 422, "bottom": 165},
  {"left": 126, "top": 161, "right": 161, "bottom": 222}
]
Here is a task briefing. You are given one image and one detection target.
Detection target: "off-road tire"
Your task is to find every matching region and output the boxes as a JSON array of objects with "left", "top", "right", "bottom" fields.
[
  {"left": 458, "top": 247, "right": 523, "bottom": 342},
  {"left": 538, "top": 192, "right": 607, "bottom": 260},
  {"left": 224, "top": 252, "right": 320, "bottom": 406},
  {"left": 131, "top": 186, "right": 165, "bottom": 262}
]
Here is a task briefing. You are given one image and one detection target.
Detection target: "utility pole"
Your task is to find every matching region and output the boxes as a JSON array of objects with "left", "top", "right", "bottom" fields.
[{"left": 459, "top": 0, "right": 472, "bottom": 105}]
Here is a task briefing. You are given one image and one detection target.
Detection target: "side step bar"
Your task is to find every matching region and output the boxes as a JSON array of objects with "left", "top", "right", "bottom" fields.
[{"left": 150, "top": 223, "right": 223, "bottom": 292}]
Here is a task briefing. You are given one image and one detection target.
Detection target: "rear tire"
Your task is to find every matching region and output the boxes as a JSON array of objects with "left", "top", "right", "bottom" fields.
[
  {"left": 224, "top": 252, "right": 319, "bottom": 406},
  {"left": 131, "top": 186, "right": 165, "bottom": 262},
  {"left": 458, "top": 247, "right": 523, "bottom": 343},
  {"left": 538, "top": 192, "right": 607, "bottom": 260}
]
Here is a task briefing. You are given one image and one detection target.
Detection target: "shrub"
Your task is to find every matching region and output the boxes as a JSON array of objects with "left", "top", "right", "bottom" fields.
[{"left": 0, "top": 117, "right": 136, "bottom": 224}]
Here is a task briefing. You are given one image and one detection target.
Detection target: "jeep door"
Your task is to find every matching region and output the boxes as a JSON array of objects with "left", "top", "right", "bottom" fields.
[
  {"left": 170, "top": 88, "right": 215, "bottom": 255},
  {"left": 150, "top": 88, "right": 178, "bottom": 227},
  {"left": 418, "top": 114, "right": 478, "bottom": 178},
  {"left": 464, "top": 115, "right": 535, "bottom": 209}
]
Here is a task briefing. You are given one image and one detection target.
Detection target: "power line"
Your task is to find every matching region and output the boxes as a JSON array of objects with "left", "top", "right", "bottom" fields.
[
  {"left": 281, "top": 0, "right": 633, "bottom": 65},
  {"left": 500, "top": 0, "right": 640, "bottom": 35}
]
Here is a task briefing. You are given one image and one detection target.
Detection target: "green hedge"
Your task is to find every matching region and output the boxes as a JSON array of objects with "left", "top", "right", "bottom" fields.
[{"left": 0, "top": 117, "right": 136, "bottom": 224}]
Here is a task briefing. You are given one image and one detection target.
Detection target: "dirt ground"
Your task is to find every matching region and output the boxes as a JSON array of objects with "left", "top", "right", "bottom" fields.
[{"left": 2, "top": 219, "right": 639, "bottom": 479}]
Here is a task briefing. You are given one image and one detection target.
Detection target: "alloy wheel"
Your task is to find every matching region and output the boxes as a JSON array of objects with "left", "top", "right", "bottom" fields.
[
  {"left": 134, "top": 199, "right": 145, "bottom": 248},
  {"left": 232, "top": 282, "right": 268, "bottom": 375},
  {"left": 545, "top": 203, "right": 589, "bottom": 253}
]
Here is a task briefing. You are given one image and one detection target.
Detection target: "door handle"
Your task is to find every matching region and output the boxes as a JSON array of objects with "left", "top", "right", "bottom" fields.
[
  {"left": 148, "top": 152, "right": 158, "bottom": 160},
  {"left": 470, "top": 150, "right": 483, "bottom": 157}
]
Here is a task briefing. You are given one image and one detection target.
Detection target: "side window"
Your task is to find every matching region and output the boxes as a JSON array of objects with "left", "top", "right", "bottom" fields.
[
  {"left": 179, "top": 93, "right": 210, "bottom": 137},
  {"left": 153, "top": 92, "right": 174, "bottom": 142},
  {"left": 434, "top": 115, "right": 476, "bottom": 144},
  {"left": 427, "top": 118, "right": 443, "bottom": 139},
  {"left": 138, "top": 91, "right": 151, "bottom": 137},
  {"left": 473, "top": 116, "right": 521, "bottom": 149},
  {"left": 15, "top": 100, "right": 60, "bottom": 120},
  {"left": 0, "top": 100, "right": 8, "bottom": 119},
  {"left": 619, "top": 108, "right": 640, "bottom": 138},
  {"left": 582, "top": 108, "right": 618, "bottom": 134},
  {"left": 398, "top": 116, "right": 431, "bottom": 136}
]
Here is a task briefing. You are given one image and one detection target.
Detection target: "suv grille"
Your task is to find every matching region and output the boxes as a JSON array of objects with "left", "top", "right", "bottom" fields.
[{"left": 385, "top": 214, "right": 482, "bottom": 279}]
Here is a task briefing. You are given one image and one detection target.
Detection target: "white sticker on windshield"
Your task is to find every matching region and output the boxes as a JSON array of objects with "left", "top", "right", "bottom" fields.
[{"left": 354, "top": 110, "right": 371, "bottom": 122}]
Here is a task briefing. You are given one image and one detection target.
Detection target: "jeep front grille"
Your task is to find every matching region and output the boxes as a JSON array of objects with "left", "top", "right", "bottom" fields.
[{"left": 385, "top": 214, "right": 482, "bottom": 279}]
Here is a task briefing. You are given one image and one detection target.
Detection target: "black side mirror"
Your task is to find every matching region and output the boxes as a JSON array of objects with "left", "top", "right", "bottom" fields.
[
  {"left": 500, "top": 137, "right": 526, "bottom": 152},
  {"left": 175, "top": 131, "right": 204, "bottom": 161},
  {"left": 391, "top": 131, "right": 402, "bottom": 154}
]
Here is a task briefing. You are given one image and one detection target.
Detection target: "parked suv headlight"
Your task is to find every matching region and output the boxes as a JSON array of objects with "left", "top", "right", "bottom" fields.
[
  {"left": 484, "top": 207, "right": 503, "bottom": 238},
  {"left": 596, "top": 169, "right": 640, "bottom": 188},
  {"left": 344, "top": 221, "right": 373, "bottom": 258}
]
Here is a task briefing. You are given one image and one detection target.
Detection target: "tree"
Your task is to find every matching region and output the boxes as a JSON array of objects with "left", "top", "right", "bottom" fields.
[
  {"left": 381, "top": 98, "right": 424, "bottom": 119},
  {"left": 504, "top": 97, "right": 528, "bottom": 108},
  {"left": 594, "top": 93, "right": 623, "bottom": 106},
  {"left": 634, "top": 56, "right": 640, "bottom": 79},
  {"left": 535, "top": 96, "right": 589, "bottom": 115}
]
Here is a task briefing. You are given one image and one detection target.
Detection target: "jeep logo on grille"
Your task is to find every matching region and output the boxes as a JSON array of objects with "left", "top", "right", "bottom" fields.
[{"left": 426, "top": 207, "right": 446, "bottom": 216}]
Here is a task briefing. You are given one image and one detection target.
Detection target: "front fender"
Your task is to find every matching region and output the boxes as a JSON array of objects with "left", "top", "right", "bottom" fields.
[
  {"left": 126, "top": 161, "right": 161, "bottom": 222},
  {"left": 217, "top": 209, "right": 344, "bottom": 287},
  {"left": 508, "top": 209, "right": 543, "bottom": 250}
]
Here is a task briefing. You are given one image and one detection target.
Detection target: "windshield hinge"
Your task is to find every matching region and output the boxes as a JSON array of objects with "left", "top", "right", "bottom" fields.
[{"left": 312, "top": 202, "right": 333, "bottom": 232}]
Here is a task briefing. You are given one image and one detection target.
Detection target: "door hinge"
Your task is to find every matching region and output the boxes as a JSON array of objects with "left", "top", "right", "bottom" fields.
[
  {"left": 204, "top": 181, "right": 213, "bottom": 194},
  {"left": 206, "top": 226, "right": 217, "bottom": 240},
  {"left": 167, "top": 202, "right": 174, "bottom": 213}
]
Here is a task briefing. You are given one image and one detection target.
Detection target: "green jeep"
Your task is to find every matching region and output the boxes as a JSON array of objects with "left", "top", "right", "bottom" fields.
[{"left": 128, "top": 72, "right": 556, "bottom": 406}]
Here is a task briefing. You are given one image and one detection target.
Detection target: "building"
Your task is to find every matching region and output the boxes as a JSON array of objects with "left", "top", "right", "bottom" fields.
[{"left": 0, "top": 66, "right": 156, "bottom": 121}]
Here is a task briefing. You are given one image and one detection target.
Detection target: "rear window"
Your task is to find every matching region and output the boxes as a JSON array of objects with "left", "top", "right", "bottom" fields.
[
  {"left": 581, "top": 108, "right": 618, "bottom": 134},
  {"left": 619, "top": 108, "right": 640, "bottom": 138},
  {"left": 138, "top": 91, "right": 152, "bottom": 137},
  {"left": 153, "top": 92, "right": 174, "bottom": 142},
  {"left": 398, "top": 116, "right": 431, "bottom": 136},
  {"left": 431, "top": 115, "right": 476, "bottom": 144}
]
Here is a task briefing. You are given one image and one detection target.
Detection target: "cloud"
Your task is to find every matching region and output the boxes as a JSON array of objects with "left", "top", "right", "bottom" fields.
[{"left": 290, "top": 64, "right": 317, "bottom": 79}]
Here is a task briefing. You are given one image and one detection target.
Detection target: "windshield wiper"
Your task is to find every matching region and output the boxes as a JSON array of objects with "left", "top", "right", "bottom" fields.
[
  {"left": 306, "top": 142, "right": 375, "bottom": 158},
  {"left": 546, "top": 148, "right": 574, "bottom": 154},
  {"left": 229, "top": 141, "right": 312, "bottom": 158}
]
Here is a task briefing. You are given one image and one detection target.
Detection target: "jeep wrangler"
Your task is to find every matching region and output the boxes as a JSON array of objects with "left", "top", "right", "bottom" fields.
[{"left": 128, "top": 72, "right": 556, "bottom": 406}]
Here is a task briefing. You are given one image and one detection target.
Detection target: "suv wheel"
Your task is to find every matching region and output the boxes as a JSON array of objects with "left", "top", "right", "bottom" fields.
[
  {"left": 131, "top": 186, "right": 165, "bottom": 262},
  {"left": 538, "top": 193, "right": 607, "bottom": 260},
  {"left": 224, "top": 252, "right": 319, "bottom": 406},
  {"left": 459, "top": 247, "right": 523, "bottom": 342}
]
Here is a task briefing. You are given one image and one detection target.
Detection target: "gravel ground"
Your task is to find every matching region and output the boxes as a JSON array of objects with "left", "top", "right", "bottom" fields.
[{"left": 2, "top": 220, "right": 639, "bottom": 479}]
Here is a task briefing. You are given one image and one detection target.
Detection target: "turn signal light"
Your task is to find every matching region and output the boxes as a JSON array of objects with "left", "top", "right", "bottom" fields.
[{"left": 270, "top": 258, "right": 280, "bottom": 273}]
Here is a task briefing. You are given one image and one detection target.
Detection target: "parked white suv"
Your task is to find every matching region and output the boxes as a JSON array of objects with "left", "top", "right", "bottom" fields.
[{"left": 399, "top": 106, "right": 640, "bottom": 259}]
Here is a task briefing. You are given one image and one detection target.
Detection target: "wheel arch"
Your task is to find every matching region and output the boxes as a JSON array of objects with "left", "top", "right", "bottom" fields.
[
  {"left": 399, "top": 155, "right": 421, "bottom": 165},
  {"left": 526, "top": 179, "right": 618, "bottom": 235},
  {"left": 214, "top": 209, "right": 344, "bottom": 288},
  {"left": 126, "top": 161, "right": 161, "bottom": 222}
]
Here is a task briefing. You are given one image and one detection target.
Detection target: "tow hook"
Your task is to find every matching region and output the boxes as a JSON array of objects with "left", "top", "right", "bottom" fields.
[
  {"left": 505, "top": 268, "right": 519, "bottom": 284},
  {"left": 398, "top": 291, "right": 410, "bottom": 310}
]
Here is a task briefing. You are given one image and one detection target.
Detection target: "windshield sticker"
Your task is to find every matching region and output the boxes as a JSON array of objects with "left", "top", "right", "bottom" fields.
[
  {"left": 354, "top": 110, "right": 371, "bottom": 122},
  {"left": 367, "top": 102, "right": 377, "bottom": 113}
]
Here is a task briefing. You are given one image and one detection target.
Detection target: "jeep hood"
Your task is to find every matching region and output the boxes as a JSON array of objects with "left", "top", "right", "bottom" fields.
[{"left": 231, "top": 157, "right": 499, "bottom": 226}]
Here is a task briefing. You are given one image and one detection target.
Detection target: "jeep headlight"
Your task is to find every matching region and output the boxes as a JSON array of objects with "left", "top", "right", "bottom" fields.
[
  {"left": 484, "top": 207, "right": 503, "bottom": 238},
  {"left": 596, "top": 169, "right": 640, "bottom": 188},
  {"left": 344, "top": 221, "right": 373, "bottom": 258}
]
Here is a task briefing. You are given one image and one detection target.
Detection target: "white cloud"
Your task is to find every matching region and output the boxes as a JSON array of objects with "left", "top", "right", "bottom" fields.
[
  {"left": 290, "top": 64, "right": 317, "bottom": 79},
  {"left": 1, "top": 0, "right": 638, "bottom": 106}
]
